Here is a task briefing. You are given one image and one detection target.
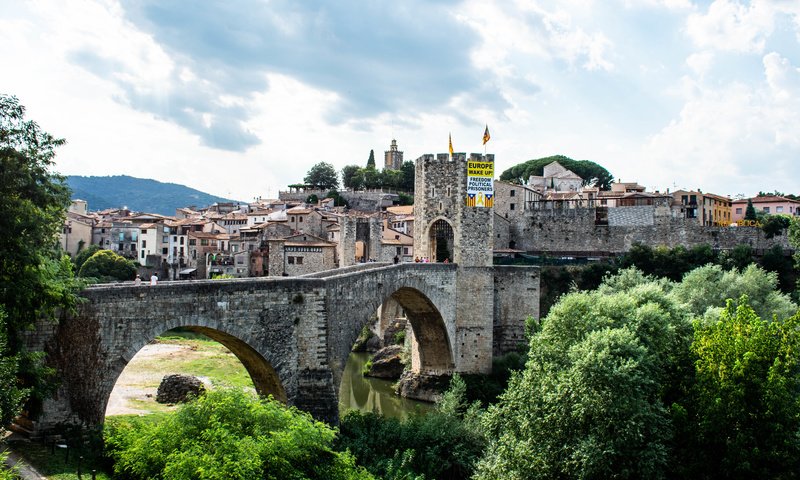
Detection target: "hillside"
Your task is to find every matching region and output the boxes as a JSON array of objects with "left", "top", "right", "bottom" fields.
[{"left": 66, "top": 175, "right": 239, "bottom": 215}]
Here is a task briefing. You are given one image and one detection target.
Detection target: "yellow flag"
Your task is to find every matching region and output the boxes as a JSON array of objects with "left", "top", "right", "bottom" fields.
[
  {"left": 449, "top": 133, "right": 454, "bottom": 156},
  {"left": 482, "top": 125, "right": 491, "bottom": 145}
]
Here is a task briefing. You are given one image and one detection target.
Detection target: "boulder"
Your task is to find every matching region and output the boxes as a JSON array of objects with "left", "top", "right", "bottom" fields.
[
  {"left": 365, "top": 345, "right": 405, "bottom": 379},
  {"left": 156, "top": 374, "right": 205, "bottom": 404},
  {"left": 395, "top": 371, "right": 451, "bottom": 403}
]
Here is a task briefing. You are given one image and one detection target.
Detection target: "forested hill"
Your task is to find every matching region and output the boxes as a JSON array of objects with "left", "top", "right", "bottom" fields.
[
  {"left": 499, "top": 155, "right": 614, "bottom": 190},
  {"left": 66, "top": 175, "right": 239, "bottom": 215}
]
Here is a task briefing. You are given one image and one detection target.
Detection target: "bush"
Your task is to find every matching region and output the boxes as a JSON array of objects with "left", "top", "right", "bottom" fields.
[
  {"left": 78, "top": 250, "right": 136, "bottom": 282},
  {"left": 105, "top": 389, "right": 372, "bottom": 480}
]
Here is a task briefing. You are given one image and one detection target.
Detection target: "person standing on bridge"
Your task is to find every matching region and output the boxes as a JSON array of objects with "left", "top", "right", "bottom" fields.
[
  {"left": 134, "top": 274, "right": 141, "bottom": 286},
  {"left": 150, "top": 273, "right": 158, "bottom": 285}
]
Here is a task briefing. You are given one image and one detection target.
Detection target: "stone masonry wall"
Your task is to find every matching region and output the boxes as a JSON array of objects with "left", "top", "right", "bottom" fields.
[
  {"left": 493, "top": 266, "right": 540, "bottom": 356},
  {"left": 506, "top": 207, "right": 791, "bottom": 254}
]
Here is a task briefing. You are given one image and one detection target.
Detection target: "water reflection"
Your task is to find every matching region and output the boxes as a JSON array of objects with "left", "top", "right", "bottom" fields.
[{"left": 339, "top": 352, "right": 433, "bottom": 419}]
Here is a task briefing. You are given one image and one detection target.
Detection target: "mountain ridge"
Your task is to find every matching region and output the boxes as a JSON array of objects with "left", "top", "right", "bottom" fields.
[{"left": 66, "top": 175, "right": 240, "bottom": 216}]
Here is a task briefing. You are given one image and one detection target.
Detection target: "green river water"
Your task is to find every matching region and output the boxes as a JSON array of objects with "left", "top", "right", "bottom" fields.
[{"left": 338, "top": 352, "right": 433, "bottom": 419}]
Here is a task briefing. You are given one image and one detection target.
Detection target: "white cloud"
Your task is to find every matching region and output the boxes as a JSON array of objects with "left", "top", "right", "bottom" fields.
[
  {"left": 641, "top": 52, "right": 800, "bottom": 196},
  {"left": 686, "top": 51, "right": 715, "bottom": 77},
  {"left": 684, "top": 0, "right": 800, "bottom": 53}
]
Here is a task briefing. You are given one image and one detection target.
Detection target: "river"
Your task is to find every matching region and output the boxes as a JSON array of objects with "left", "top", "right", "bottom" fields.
[{"left": 338, "top": 352, "right": 433, "bottom": 419}]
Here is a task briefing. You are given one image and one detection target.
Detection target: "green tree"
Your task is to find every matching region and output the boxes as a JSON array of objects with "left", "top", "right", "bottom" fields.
[
  {"left": 0, "top": 95, "right": 78, "bottom": 424},
  {"left": 304, "top": 162, "right": 339, "bottom": 190},
  {"left": 498, "top": 155, "right": 614, "bottom": 190},
  {"left": 341, "top": 164, "right": 361, "bottom": 190},
  {"left": 477, "top": 278, "right": 693, "bottom": 480},
  {"left": 399, "top": 160, "right": 415, "bottom": 192},
  {"left": 761, "top": 213, "right": 791, "bottom": 238},
  {"left": 688, "top": 298, "right": 800, "bottom": 479},
  {"left": 78, "top": 249, "right": 137, "bottom": 282},
  {"left": 106, "top": 389, "right": 373, "bottom": 480},
  {"left": 366, "top": 149, "right": 376, "bottom": 169},
  {"left": 744, "top": 198, "right": 757, "bottom": 220},
  {"left": 719, "top": 243, "right": 754, "bottom": 271},
  {"left": 73, "top": 244, "right": 102, "bottom": 271}
]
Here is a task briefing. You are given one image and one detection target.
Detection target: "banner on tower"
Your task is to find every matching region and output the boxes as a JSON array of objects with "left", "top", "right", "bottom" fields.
[{"left": 466, "top": 160, "right": 494, "bottom": 208}]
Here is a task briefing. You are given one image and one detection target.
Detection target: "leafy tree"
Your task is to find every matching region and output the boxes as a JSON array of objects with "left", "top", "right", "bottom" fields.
[
  {"left": 78, "top": 249, "right": 136, "bottom": 282},
  {"left": 0, "top": 308, "right": 26, "bottom": 431},
  {"left": 498, "top": 154, "right": 613, "bottom": 190},
  {"left": 326, "top": 190, "right": 349, "bottom": 208},
  {"left": 719, "top": 243, "right": 753, "bottom": 271},
  {"left": 399, "top": 160, "right": 415, "bottom": 192},
  {"left": 74, "top": 244, "right": 102, "bottom": 271},
  {"left": 105, "top": 389, "right": 373, "bottom": 480},
  {"left": 304, "top": 162, "right": 339, "bottom": 190},
  {"left": 477, "top": 278, "right": 693, "bottom": 480},
  {"left": 688, "top": 298, "right": 800, "bottom": 479},
  {"left": 670, "top": 264, "right": 797, "bottom": 323},
  {"left": 366, "top": 149, "right": 376, "bottom": 169},
  {"left": 790, "top": 217, "right": 800, "bottom": 292},
  {"left": 761, "top": 213, "right": 791, "bottom": 238},
  {"left": 0, "top": 95, "right": 78, "bottom": 421},
  {"left": 341, "top": 165, "right": 361, "bottom": 190},
  {"left": 744, "top": 198, "right": 757, "bottom": 220}
]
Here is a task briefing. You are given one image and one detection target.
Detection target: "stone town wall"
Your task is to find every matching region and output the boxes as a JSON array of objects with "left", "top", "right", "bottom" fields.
[
  {"left": 505, "top": 207, "right": 791, "bottom": 254},
  {"left": 493, "top": 266, "right": 540, "bottom": 356}
]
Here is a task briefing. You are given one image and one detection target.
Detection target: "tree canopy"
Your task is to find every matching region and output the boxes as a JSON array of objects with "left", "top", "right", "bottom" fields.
[
  {"left": 303, "top": 162, "right": 340, "bottom": 190},
  {"left": 105, "top": 389, "right": 373, "bottom": 480},
  {"left": 78, "top": 249, "right": 137, "bottom": 282},
  {"left": 0, "top": 94, "right": 78, "bottom": 428},
  {"left": 498, "top": 154, "right": 614, "bottom": 190},
  {"left": 477, "top": 267, "right": 800, "bottom": 479}
]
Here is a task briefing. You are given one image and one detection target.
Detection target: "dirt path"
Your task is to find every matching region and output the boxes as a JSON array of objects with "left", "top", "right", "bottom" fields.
[{"left": 106, "top": 343, "right": 196, "bottom": 416}]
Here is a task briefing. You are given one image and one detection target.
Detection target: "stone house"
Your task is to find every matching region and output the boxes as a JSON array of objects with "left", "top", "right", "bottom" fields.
[
  {"left": 60, "top": 211, "right": 95, "bottom": 258},
  {"left": 494, "top": 180, "right": 542, "bottom": 218},
  {"left": 267, "top": 233, "right": 336, "bottom": 277},
  {"left": 528, "top": 161, "right": 583, "bottom": 193}
]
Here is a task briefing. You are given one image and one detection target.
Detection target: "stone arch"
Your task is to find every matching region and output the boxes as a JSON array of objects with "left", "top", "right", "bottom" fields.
[
  {"left": 103, "top": 322, "right": 288, "bottom": 421},
  {"left": 426, "top": 217, "right": 454, "bottom": 262},
  {"left": 390, "top": 287, "right": 454, "bottom": 373}
]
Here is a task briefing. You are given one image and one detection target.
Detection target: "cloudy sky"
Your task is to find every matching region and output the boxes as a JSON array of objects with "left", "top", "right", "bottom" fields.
[{"left": 2, "top": 0, "right": 798, "bottom": 202}]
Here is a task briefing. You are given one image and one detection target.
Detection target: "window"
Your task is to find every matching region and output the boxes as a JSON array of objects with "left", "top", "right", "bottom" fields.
[
  {"left": 299, "top": 216, "right": 303, "bottom": 223},
  {"left": 142, "top": 240, "right": 147, "bottom": 248},
  {"left": 510, "top": 203, "right": 516, "bottom": 210},
  {"left": 735, "top": 208, "right": 742, "bottom": 214},
  {"left": 510, "top": 190, "right": 515, "bottom": 197},
  {"left": 162, "top": 247, "right": 168, "bottom": 255},
  {"left": 763, "top": 207, "right": 770, "bottom": 213},
  {"left": 200, "top": 239, "right": 209, "bottom": 246},
  {"left": 130, "top": 243, "right": 136, "bottom": 251},
  {"left": 288, "top": 256, "right": 295, "bottom": 264},
  {"left": 179, "top": 247, "right": 184, "bottom": 256},
  {"left": 776, "top": 206, "right": 784, "bottom": 213},
  {"left": 180, "top": 237, "right": 185, "bottom": 245},
  {"left": 118, "top": 243, "right": 124, "bottom": 251},
  {"left": 690, "top": 195, "right": 697, "bottom": 204},
  {"left": 189, "top": 239, "right": 196, "bottom": 246},
  {"left": 681, "top": 195, "right": 688, "bottom": 204},
  {"left": 403, "top": 247, "right": 409, "bottom": 255},
  {"left": 141, "top": 250, "right": 145, "bottom": 259},
  {"left": 119, "top": 233, "right": 125, "bottom": 241},
  {"left": 131, "top": 231, "right": 138, "bottom": 241},
  {"left": 296, "top": 257, "right": 303, "bottom": 265},
  {"left": 291, "top": 216, "right": 295, "bottom": 222}
]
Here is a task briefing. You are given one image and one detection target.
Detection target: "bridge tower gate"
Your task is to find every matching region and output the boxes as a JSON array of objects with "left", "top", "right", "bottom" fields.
[{"left": 413, "top": 153, "right": 496, "bottom": 374}]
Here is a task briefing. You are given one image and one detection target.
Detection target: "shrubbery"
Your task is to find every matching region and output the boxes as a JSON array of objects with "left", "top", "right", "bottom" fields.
[{"left": 104, "top": 389, "right": 372, "bottom": 480}]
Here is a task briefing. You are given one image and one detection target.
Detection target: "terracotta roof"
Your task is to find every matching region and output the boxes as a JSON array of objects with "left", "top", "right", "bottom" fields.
[{"left": 387, "top": 205, "right": 414, "bottom": 215}]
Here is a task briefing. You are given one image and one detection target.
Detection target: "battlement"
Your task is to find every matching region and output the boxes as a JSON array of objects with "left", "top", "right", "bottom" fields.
[{"left": 416, "top": 153, "right": 494, "bottom": 164}]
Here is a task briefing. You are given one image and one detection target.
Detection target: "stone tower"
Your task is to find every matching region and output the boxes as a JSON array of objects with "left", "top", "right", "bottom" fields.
[
  {"left": 384, "top": 139, "right": 404, "bottom": 170},
  {"left": 413, "top": 152, "right": 497, "bottom": 373},
  {"left": 413, "top": 153, "right": 494, "bottom": 265}
]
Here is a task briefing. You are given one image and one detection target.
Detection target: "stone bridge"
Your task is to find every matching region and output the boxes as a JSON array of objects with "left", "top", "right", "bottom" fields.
[{"left": 26, "top": 262, "right": 539, "bottom": 430}]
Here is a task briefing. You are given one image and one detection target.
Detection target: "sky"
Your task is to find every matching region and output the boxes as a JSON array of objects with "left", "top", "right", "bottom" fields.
[{"left": 1, "top": 0, "right": 798, "bottom": 202}]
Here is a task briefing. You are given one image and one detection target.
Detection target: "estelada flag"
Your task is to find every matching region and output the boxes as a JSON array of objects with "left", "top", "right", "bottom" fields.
[
  {"left": 449, "top": 133, "right": 454, "bottom": 156},
  {"left": 483, "top": 125, "right": 491, "bottom": 145}
]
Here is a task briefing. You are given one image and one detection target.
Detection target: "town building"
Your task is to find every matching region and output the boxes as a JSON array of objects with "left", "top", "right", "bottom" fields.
[
  {"left": 384, "top": 139, "right": 403, "bottom": 170},
  {"left": 731, "top": 195, "right": 800, "bottom": 222}
]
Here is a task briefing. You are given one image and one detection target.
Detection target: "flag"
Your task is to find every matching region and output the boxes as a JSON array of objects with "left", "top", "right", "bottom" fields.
[
  {"left": 483, "top": 125, "right": 491, "bottom": 145},
  {"left": 449, "top": 133, "right": 454, "bottom": 156}
]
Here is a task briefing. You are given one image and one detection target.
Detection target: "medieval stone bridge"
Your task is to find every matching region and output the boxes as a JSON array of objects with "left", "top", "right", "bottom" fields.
[{"left": 27, "top": 262, "right": 539, "bottom": 430}]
